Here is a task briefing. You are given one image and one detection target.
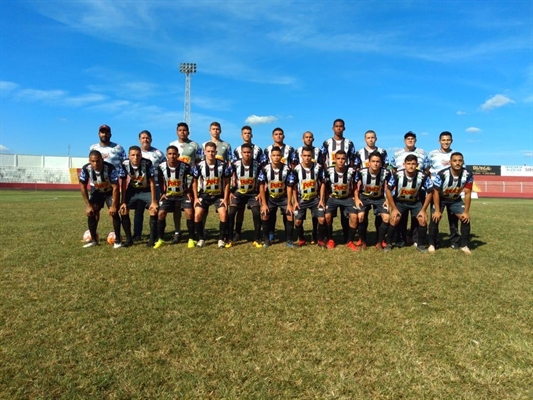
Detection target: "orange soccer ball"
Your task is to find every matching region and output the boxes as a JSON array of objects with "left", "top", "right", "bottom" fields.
[
  {"left": 83, "top": 230, "right": 99, "bottom": 242},
  {"left": 106, "top": 231, "right": 116, "bottom": 245}
]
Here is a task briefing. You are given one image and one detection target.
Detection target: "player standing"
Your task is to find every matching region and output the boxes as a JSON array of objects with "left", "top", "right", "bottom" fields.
[
  {"left": 354, "top": 151, "right": 392, "bottom": 250},
  {"left": 89, "top": 124, "right": 126, "bottom": 169},
  {"left": 258, "top": 146, "right": 295, "bottom": 248},
  {"left": 169, "top": 122, "right": 201, "bottom": 244},
  {"left": 191, "top": 142, "right": 232, "bottom": 248},
  {"left": 323, "top": 150, "right": 359, "bottom": 251},
  {"left": 428, "top": 152, "right": 474, "bottom": 254},
  {"left": 153, "top": 146, "right": 194, "bottom": 249},
  {"left": 287, "top": 146, "right": 327, "bottom": 247},
  {"left": 385, "top": 154, "right": 434, "bottom": 253}
]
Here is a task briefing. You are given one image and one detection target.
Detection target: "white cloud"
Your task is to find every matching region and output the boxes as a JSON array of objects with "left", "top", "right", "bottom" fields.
[
  {"left": 16, "top": 89, "right": 66, "bottom": 102},
  {"left": 62, "top": 93, "right": 107, "bottom": 107},
  {"left": 456, "top": 110, "right": 466, "bottom": 115},
  {"left": 244, "top": 115, "right": 278, "bottom": 125},
  {"left": 480, "top": 94, "right": 515, "bottom": 111},
  {"left": 466, "top": 127, "right": 482, "bottom": 133},
  {"left": 521, "top": 150, "right": 533, "bottom": 158},
  {"left": 0, "top": 81, "right": 19, "bottom": 93},
  {"left": 0, "top": 144, "right": 10, "bottom": 153}
]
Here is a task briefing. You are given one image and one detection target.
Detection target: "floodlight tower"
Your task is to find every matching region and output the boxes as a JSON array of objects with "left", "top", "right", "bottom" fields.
[{"left": 179, "top": 62, "right": 197, "bottom": 126}]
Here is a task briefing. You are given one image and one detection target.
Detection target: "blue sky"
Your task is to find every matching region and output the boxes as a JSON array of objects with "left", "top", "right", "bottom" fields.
[{"left": 1, "top": 0, "right": 532, "bottom": 165}]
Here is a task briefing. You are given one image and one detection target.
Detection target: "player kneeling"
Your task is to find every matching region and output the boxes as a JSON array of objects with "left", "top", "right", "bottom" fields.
[
  {"left": 191, "top": 142, "right": 232, "bottom": 248},
  {"left": 118, "top": 146, "right": 159, "bottom": 247}
]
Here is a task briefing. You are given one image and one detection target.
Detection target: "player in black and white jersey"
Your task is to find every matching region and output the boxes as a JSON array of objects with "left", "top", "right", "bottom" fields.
[
  {"left": 118, "top": 146, "right": 159, "bottom": 247},
  {"left": 356, "top": 130, "right": 388, "bottom": 169},
  {"left": 79, "top": 150, "right": 122, "bottom": 248},
  {"left": 354, "top": 151, "right": 392, "bottom": 250},
  {"left": 287, "top": 146, "right": 327, "bottom": 247},
  {"left": 153, "top": 146, "right": 194, "bottom": 249},
  {"left": 385, "top": 154, "right": 434, "bottom": 253},
  {"left": 321, "top": 119, "right": 360, "bottom": 244},
  {"left": 132, "top": 130, "right": 166, "bottom": 241},
  {"left": 323, "top": 150, "right": 359, "bottom": 251},
  {"left": 258, "top": 146, "right": 295, "bottom": 248},
  {"left": 293, "top": 131, "right": 324, "bottom": 244},
  {"left": 262, "top": 127, "right": 296, "bottom": 168},
  {"left": 191, "top": 142, "right": 232, "bottom": 248},
  {"left": 226, "top": 143, "right": 262, "bottom": 248},
  {"left": 428, "top": 152, "right": 474, "bottom": 255},
  {"left": 231, "top": 126, "right": 263, "bottom": 241},
  {"left": 169, "top": 122, "right": 202, "bottom": 244}
]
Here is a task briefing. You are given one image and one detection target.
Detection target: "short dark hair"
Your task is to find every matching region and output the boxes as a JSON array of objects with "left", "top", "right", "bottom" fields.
[
  {"left": 270, "top": 146, "right": 282, "bottom": 154},
  {"left": 335, "top": 150, "right": 347, "bottom": 157},
  {"left": 138, "top": 130, "right": 152, "bottom": 139},
  {"left": 302, "top": 145, "right": 314, "bottom": 153},
  {"left": 204, "top": 141, "right": 217, "bottom": 150},
  {"left": 166, "top": 145, "right": 179, "bottom": 153},
  {"left": 89, "top": 150, "right": 102, "bottom": 158},
  {"left": 272, "top": 127, "right": 284, "bottom": 135},
  {"left": 210, "top": 121, "right": 221, "bottom": 129},
  {"left": 333, "top": 118, "right": 345, "bottom": 127},
  {"left": 404, "top": 154, "right": 418, "bottom": 163},
  {"left": 129, "top": 145, "right": 142, "bottom": 153},
  {"left": 368, "top": 151, "right": 382, "bottom": 161},
  {"left": 439, "top": 131, "right": 453, "bottom": 139},
  {"left": 177, "top": 122, "right": 189, "bottom": 131},
  {"left": 241, "top": 143, "right": 253, "bottom": 151},
  {"left": 450, "top": 151, "right": 463, "bottom": 159},
  {"left": 241, "top": 125, "right": 252, "bottom": 132}
]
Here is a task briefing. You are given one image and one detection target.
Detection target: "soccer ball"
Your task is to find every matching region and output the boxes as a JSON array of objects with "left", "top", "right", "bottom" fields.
[
  {"left": 106, "top": 231, "right": 116, "bottom": 245},
  {"left": 83, "top": 230, "right": 99, "bottom": 242}
]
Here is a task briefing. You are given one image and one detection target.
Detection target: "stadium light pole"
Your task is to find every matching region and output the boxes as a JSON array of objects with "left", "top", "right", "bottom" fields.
[{"left": 179, "top": 62, "right": 197, "bottom": 126}]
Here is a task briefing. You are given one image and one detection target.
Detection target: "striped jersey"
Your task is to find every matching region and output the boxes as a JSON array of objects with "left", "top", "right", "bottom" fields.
[
  {"left": 157, "top": 161, "right": 191, "bottom": 197},
  {"left": 324, "top": 166, "right": 357, "bottom": 199},
  {"left": 356, "top": 168, "right": 391, "bottom": 199},
  {"left": 356, "top": 147, "right": 388, "bottom": 169},
  {"left": 120, "top": 158, "right": 154, "bottom": 192},
  {"left": 231, "top": 159, "right": 261, "bottom": 195},
  {"left": 293, "top": 146, "right": 324, "bottom": 166},
  {"left": 433, "top": 167, "right": 473, "bottom": 201},
  {"left": 232, "top": 143, "right": 263, "bottom": 163},
  {"left": 288, "top": 163, "right": 324, "bottom": 201},
  {"left": 79, "top": 161, "right": 118, "bottom": 193},
  {"left": 321, "top": 137, "right": 359, "bottom": 168},
  {"left": 258, "top": 163, "right": 292, "bottom": 199},
  {"left": 192, "top": 159, "right": 232, "bottom": 196},
  {"left": 388, "top": 169, "right": 433, "bottom": 202},
  {"left": 141, "top": 146, "right": 166, "bottom": 168},
  {"left": 262, "top": 144, "right": 295, "bottom": 167}
]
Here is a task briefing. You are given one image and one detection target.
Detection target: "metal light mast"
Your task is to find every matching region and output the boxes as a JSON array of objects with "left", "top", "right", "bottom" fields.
[{"left": 179, "top": 62, "right": 197, "bottom": 126}]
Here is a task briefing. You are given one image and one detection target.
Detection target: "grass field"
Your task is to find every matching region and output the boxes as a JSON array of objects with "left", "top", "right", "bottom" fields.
[{"left": 1, "top": 190, "right": 532, "bottom": 399}]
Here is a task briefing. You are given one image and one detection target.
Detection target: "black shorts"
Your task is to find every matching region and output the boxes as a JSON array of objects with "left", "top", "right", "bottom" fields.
[
  {"left": 126, "top": 190, "right": 152, "bottom": 209},
  {"left": 432, "top": 199, "right": 465, "bottom": 216},
  {"left": 195, "top": 194, "right": 226, "bottom": 211},
  {"left": 395, "top": 201, "right": 422, "bottom": 216},
  {"left": 230, "top": 193, "right": 259, "bottom": 209},
  {"left": 325, "top": 197, "right": 357, "bottom": 218},
  {"left": 359, "top": 196, "right": 388, "bottom": 216},
  {"left": 295, "top": 198, "right": 325, "bottom": 221},
  {"left": 89, "top": 190, "right": 113, "bottom": 209},
  {"left": 268, "top": 196, "right": 289, "bottom": 215},
  {"left": 159, "top": 195, "right": 192, "bottom": 212}
]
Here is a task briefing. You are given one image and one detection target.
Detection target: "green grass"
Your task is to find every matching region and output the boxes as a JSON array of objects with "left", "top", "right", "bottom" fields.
[{"left": 1, "top": 191, "right": 532, "bottom": 399}]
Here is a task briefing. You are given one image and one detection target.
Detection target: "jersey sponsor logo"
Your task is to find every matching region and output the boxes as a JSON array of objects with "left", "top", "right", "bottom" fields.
[
  {"left": 270, "top": 181, "right": 284, "bottom": 189},
  {"left": 94, "top": 181, "right": 110, "bottom": 190},
  {"left": 302, "top": 180, "right": 315, "bottom": 190},
  {"left": 215, "top": 155, "right": 225, "bottom": 161},
  {"left": 205, "top": 177, "right": 219, "bottom": 187},
  {"left": 443, "top": 187, "right": 461, "bottom": 195},
  {"left": 168, "top": 179, "right": 181, "bottom": 188},
  {"left": 178, "top": 155, "right": 191, "bottom": 164},
  {"left": 239, "top": 177, "right": 255, "bottom": 186},
  {"left": 281, "top": 157, "right": 287, "bottom": 164},
  {"left": 333, "top": 184, "right": 348, "bottom": 192},
  {"left": 399, "top": 188, "right": 417, "bottom": 196},
  {"left": 363, "top": 185, "right": 380, "bottom": 195}
]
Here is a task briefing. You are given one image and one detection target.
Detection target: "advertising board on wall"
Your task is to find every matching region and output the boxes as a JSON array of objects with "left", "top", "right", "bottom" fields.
[{"left": 501, "top": 165, "right": 533, "bottom": 177}]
